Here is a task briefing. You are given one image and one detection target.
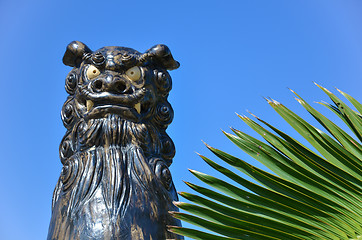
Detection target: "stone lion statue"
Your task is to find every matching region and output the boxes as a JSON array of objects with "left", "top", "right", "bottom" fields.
[{"left": 47, "top": 41, "right": 183, "bottom": 240}]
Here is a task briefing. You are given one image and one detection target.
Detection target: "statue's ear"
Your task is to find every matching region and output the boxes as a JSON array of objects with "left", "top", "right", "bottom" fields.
[
  {"left": 143, "top": 44, "right": 179, "bottom": 70},
  {"left": 63, "top": 41, "right": 92, "bottom": 67}
]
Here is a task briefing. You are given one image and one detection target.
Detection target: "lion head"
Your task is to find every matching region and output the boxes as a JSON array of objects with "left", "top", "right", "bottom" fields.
[{"left": 59, "top": 41, "right": 179, "bottom": 166}]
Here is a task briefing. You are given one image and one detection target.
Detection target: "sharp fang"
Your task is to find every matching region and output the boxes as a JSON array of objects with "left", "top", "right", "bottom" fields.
[
  {"left": 135, "top": 103, "right": 141, "bottom": 114},
  {"left": 86, "top": 100, "right": 94, "bottom": 112}
]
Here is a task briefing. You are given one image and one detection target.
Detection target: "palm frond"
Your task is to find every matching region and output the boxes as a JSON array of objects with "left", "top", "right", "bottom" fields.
[{"left": 170, "top": 84, "right": 362, "bottom": 240}]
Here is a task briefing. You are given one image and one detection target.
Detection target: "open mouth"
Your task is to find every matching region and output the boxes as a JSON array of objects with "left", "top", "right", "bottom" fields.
[
  {"left": 75, "top": 87, "right": 151, "bottom": 119},
  {"left": 76, "top": 96, "right": 153, "bottom": 121},
  {"left": 85, "top": 100, "right": 144, "bottom": 114}
]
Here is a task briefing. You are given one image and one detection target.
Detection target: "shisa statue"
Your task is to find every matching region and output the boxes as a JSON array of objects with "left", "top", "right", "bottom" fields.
[{"left": 48, "top": 41, "right": 183, "bottom": 239}]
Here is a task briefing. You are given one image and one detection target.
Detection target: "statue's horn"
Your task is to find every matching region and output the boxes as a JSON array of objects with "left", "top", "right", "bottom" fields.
[
  {"left": 63, "top": 41, "right": 92, "bottom": 67},
  {"left": 141, "top": 44, "right": 179, "bottom": 70}
]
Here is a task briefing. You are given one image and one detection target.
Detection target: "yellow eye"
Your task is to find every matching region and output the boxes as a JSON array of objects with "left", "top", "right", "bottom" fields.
[
  {"left": 125, "top": 66, "right": 141, "bottom": 81},
  {"left": 86, "top": 65, "right": 100, "bottom": 80}
]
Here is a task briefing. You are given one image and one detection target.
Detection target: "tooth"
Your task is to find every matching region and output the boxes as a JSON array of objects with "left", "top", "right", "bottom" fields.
[
  {"left": 86, "top": 100, "right": 94, "bottom": 112},
  {"left": 134, "top": 103, "right": 141, "bottom": 114}
]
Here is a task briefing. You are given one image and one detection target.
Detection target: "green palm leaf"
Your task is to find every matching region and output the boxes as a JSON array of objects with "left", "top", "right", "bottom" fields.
[{"left": 169, "top": 85, "right": 362, "bottom": 240}]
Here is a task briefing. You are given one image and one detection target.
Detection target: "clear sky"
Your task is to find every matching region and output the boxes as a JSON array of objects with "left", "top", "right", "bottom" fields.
[{"left": 1, "top": 0, "right": 362, "bottom": 239}]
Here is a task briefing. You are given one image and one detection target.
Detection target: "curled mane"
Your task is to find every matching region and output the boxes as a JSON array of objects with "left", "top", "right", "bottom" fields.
[{"left": 57, "top": 115, "right": 168, "bottom": 218}]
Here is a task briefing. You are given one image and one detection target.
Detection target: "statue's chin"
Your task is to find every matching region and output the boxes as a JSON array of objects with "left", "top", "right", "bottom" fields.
[{"left": 75, "top": 114, "right": 154, "bottom": 151}]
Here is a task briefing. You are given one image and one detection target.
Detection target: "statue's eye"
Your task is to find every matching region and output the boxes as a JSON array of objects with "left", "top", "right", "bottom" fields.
[
  {"left": 125, "top": 66, "right": 141, "bottom": 81},
  {"left": 86, "top": 65, "right": 100, "bottom": 80}
]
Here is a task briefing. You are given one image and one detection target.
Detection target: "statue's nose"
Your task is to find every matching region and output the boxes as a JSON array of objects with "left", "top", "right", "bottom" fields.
[{"left": 91, "top": 75, "right": 132, "bottom": 94}]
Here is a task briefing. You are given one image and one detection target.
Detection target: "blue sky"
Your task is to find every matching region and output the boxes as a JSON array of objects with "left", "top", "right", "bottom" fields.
[{"left": 1, "top": 0, "right": 362, "bottom": 239}]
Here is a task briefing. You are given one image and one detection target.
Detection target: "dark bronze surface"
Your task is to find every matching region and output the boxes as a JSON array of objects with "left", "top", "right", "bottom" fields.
[{"left": 48, "top": 41, "right": 183, "bottom": 240}]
